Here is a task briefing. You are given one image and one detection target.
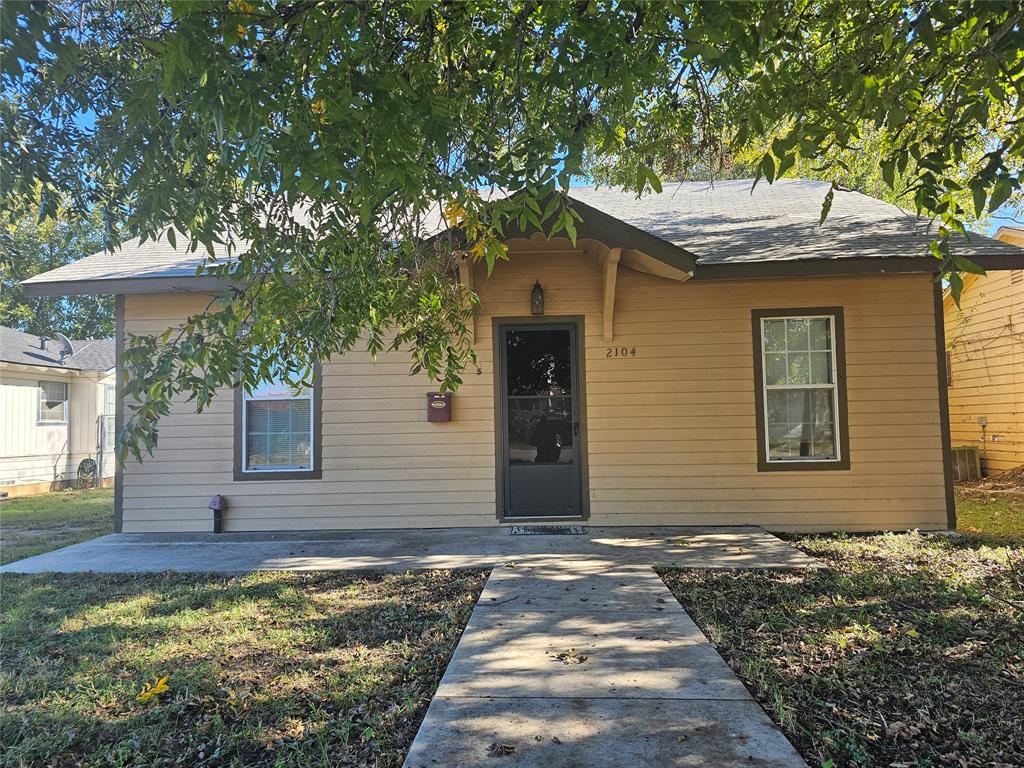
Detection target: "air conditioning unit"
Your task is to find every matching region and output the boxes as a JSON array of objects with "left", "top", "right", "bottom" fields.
[{"left": 951, "top": 446, "right": 981, "bottom": 482}]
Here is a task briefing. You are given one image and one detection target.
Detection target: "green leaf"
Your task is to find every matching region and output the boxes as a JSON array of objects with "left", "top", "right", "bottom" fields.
[
  {"left": 989, "top": 176, "right": 1014, "bottom": 213},
  {"left": 564, "top": 215, "right": 577, "bottom": 246},
  {"left": 880, "top": 159, "right": 895, "bottom": 190},
  {"left": 946, "top": 272, "right": 964, "bottom": 305},
  {"left": 645, "top": 167, "right": 663, "bottom": 194},
  {"left": 952, "top": 253, "right": 987, "bottom": 275},
  {"left": 818, "top": 186, "right": 835, "bottom": 226},
  {"left": 971, "top": 181, "right": 987, "bottom": 219}
]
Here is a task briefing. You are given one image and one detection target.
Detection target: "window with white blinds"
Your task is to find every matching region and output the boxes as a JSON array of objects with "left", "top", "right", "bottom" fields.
[
  {"left": 38, "top": 380, "right": 68, "bottom": 423},
  {"left": 242, "top": 378, "right": 313, "bottom": 472},
  {"left": 760, "top": 315, "right": 841, "bottom": 463}
]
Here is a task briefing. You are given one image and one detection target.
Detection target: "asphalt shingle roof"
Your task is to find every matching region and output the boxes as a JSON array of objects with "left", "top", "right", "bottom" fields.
[
  {"left": 21, "top": 231, "right": 232, "bottom": 288},
  {"left": 20, "top": 179, "right": 1023, "bottom": 293},
  {"left": 0, "top": 326, "right": 115, "bottom": 372},
  {"left": 567, "top": 180, "right": 1021, "bottom": 264}
]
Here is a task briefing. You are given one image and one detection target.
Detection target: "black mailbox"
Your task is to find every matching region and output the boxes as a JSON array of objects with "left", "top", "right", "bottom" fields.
[{"left": 426, "top": 392, "right": 452, "bottom": 422}]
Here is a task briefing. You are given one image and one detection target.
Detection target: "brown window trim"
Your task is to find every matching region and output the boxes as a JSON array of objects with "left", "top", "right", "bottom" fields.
[
  {"left": 751, "top": 307, "right": 850, "bottom": 472},
  {"left": 233, "top": 363, "right": 323, "bottom": 481}
]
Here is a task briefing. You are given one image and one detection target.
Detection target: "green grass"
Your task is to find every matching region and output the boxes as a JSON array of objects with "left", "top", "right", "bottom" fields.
[
  {"left": 0, "top": 488, "right": 114, "bottom": 565},
  {"left": 956, "top": 486, "right": 1024, "bottom": 543},
  {"left": 0, "top": 569, "right": 487, "bottom": 768},
  {"left": 661, "top": 530, "right": 1023, "bottom": 768}
]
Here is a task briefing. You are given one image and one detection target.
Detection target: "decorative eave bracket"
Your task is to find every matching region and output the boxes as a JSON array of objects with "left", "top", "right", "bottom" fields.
[{"left": 600, "top": 247, "right": 622, "bottom": 342}]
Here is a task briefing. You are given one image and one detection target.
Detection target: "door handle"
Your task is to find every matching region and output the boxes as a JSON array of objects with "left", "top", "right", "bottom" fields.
[{"left": 573, "top": 421, "right": 579, "bottom": 436}]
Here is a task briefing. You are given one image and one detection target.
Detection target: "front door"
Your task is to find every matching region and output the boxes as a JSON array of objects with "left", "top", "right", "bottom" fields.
[{"left": 498, "top": 322, "right": 583, "bottom": 518}]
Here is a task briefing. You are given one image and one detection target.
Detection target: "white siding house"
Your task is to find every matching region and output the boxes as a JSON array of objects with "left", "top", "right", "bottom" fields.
[{"left": 0, "top": 326, "right": 115, "bottom": 496}]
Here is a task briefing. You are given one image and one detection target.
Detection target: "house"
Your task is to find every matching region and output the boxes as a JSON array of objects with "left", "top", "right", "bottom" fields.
[
  {"left": 20, "top": 180, "right": 1024, "bottom": 533},
  {"left": 944, "top": 226, "right": 1024, "bottom": 474},
  {"left": 0, "top": 326, "right": 116, "bottom": 496}
]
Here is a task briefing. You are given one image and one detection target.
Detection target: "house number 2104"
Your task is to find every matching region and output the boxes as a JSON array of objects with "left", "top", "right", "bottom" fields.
[{"left": 606, "top": 346, "right": 638, "bottom": 358}]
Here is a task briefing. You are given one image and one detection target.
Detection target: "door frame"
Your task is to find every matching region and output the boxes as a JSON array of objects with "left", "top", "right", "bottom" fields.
[{"left": 492, "top": 316, "right": 590, "bottom": 522}]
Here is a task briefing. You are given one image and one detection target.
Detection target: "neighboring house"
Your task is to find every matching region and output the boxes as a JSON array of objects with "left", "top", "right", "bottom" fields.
[
  {"left": 0, "top": 326, "right": 116, "bottom": 496},
  {"left": 943, "top": 226, "right": 1024, "bottom": 474},
  {"left": 21, "top": 180, "right": 1024, "bottom": 533}
]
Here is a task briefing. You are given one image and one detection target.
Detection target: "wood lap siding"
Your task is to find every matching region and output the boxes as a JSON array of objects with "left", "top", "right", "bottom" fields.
[
  {"left": 121, "top": 293, "right": 499, "bottom": 533},
  {"left": 586, "top": 264, "right": 944, "bottom": 531},
  {"left": 120, "top": 249, "right": 947, "bottom": 532},
  {"left": 944, "top": 269, "right": 1024, "bottom": 473}
]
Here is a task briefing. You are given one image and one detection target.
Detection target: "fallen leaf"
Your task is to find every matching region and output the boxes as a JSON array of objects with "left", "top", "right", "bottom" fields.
[
  {"left": 137, "top": 675, "right": 170, "bottom": 703},
  {"left": 552, "top": 648, "right": 588, "bottom": 665}
]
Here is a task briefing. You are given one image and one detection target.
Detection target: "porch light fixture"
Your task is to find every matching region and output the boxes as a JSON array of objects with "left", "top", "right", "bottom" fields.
[{"left": 531, "top": 280, "right": 544, "bottom": 315}]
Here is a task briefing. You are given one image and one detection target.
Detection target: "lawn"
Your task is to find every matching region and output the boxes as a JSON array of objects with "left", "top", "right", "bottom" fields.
[
  {"left": 955, "top": 485, "right": 1024, "bottom": 543},
  {"left": 0, "top": 487, "right": 114, "bottom": 565},
  {"left": 661, "top": 493, "right": 1024, "bottom": 768},
  {"left": 0, "top": 569, "right": 486, "bottom": 768}
]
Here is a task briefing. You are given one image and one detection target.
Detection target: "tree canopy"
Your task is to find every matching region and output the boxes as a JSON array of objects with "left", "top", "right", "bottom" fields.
[
  {"left": 1, "top": 203, "right": 114, "bottom": 338},
  {"left": 3, "top": 1, "right": 1023, "bottom": 459}
]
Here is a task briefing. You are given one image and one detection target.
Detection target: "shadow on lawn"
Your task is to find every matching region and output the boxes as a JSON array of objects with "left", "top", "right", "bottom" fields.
[
  {"left": 0, "top": 569, "right": 487, "bottom": 768},
  {"left": 660, "top": 533, "right": 1023, "bottom": 768}
]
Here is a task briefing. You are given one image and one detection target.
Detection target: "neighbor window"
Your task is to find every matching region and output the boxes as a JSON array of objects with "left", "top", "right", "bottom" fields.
[
  {"left": 235, "top": 366, "right": 321, "bottom": 480},
  {"left": 38, "top": 381, "right": 68, "bottom": 423},
  {"left": 753, "top": 310, "right": 849, "bottom": 470}
]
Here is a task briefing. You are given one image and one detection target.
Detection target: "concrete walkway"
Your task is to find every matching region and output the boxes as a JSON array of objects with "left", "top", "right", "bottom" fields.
[
  {"left": 403, "top": 561, "right": 807, "bottom": 767},
  {"left": 0, "top": 526, "right": 818, "bottom": 573},
  {"left": 2, "top": 525, "right": 813, "bottom": 765}
]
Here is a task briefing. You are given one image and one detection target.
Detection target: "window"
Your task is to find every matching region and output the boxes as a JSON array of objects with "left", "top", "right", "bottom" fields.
[
  {"left": 752, "top": 309, "right": 849, "bottom": 471},
  {"left": 234, "top": 366, "right": 321, "bottom": 480},
  {"left": 39, "top": 381, "right": 68, "bottom": 423},
  {"left": 101, "top": 383, "right": 117, "bottom": 453},
  {"left": 104, "top": 383, "right": 116, "bottom": 416}
]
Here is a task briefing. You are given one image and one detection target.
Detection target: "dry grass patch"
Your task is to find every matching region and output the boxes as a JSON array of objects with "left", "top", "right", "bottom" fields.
[
  {"left": 0, "top": 488, "right": 113, "bottom": 564},
  {"left": 660, "top": 533, "right": 1023, "bottom": 768},
  {"left": 1, "top": 569, "right": 486, "bottom": 767}
]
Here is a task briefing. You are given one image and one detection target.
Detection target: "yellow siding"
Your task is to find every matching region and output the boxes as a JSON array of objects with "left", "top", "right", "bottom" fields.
[
  {"left": 0, "top": 367, "right": 112, "bottom": 490},
  {"left": 121, "top": 250, "right": 947, "bottom": 533},
  {"left": 944, "top": 266, "right": 1024, "bottom": 473}
]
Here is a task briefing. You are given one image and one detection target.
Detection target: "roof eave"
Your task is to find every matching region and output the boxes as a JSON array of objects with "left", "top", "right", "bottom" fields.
[
  {"left": 20, "top": 275, "right": 231, "bottom": 297},
  {"left": 693, "top": 253, "right": 1024, "bottom": 281},
  {"left": 0, "top": 360, "right": 92, "bottom": 375},
  {"left": 423, "top": 193, "right": 699, "bottom": 276}
]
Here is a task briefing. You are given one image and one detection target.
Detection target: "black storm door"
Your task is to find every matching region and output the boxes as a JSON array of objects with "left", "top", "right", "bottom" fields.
[{"left": 499, "top": 323, "right": 582, "bottom": 518}]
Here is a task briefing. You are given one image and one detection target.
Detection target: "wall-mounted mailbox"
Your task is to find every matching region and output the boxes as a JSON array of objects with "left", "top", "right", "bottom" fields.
[{"left": 426, "top": 392, "right": 452, "bottom": 422}]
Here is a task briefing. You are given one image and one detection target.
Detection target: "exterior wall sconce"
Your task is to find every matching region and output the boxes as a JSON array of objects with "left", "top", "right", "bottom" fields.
[{"left": 531, "top": 280, "right": 544, "bottom": 315}]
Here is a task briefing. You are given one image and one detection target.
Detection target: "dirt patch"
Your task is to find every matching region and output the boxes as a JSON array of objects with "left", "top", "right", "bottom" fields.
[{"left": 958, "top": 465, "right": 1024, "bottom": 494}]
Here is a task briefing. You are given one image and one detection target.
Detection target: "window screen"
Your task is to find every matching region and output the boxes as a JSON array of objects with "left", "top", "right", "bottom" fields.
[
  {"left": 760, "top": 316, "right": 840, "bottom": 462},
  {"left": 242, "top": 379, "right": 313, "bottom": 472},
  {"left": 39, "top": 381, "right": 68, "bottom": 423}
]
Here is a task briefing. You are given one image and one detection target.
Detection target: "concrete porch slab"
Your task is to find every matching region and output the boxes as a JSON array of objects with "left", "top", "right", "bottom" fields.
[{"left": 0, "top": 525, "right": 819, "bottom": 573}]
